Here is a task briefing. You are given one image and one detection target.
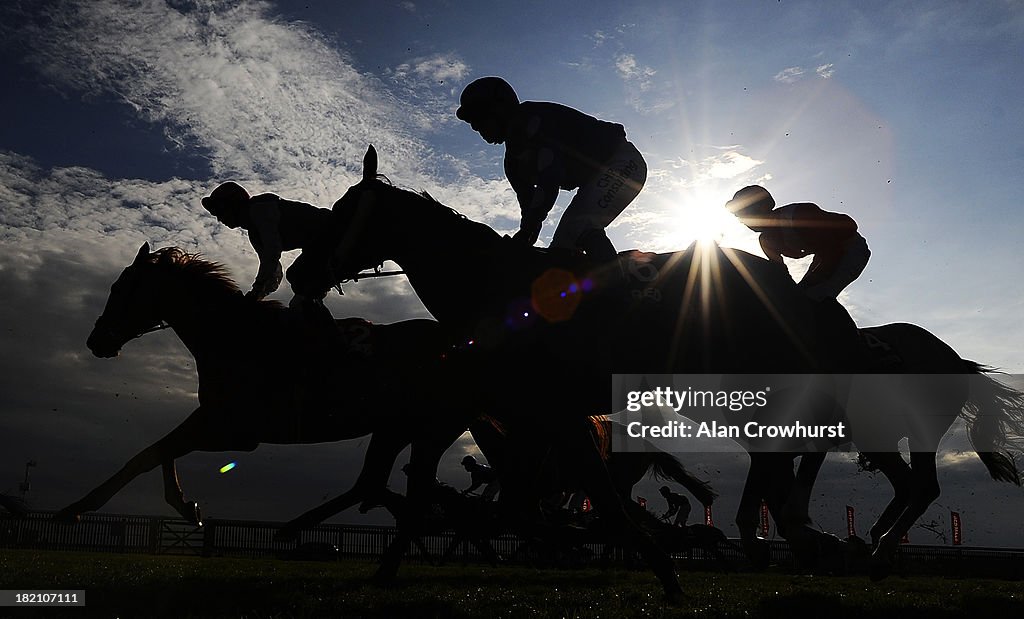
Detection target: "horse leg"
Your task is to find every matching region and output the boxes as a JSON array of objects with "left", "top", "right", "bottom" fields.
[
  {"left": 55, "top": 407, "right": 210, "bottom": 522},
  {"left": 275, "top": 431, "right": 408, "bottom": 541},
  {"left": 871, "top": 451, "right": 940, "bottom": 581},
  {"left": 860, "top": 451, "right": 912, "bottom": 547},
  {"left": 563, "top": 418, "right": 683, "bottom": 604},
  {"left": 780, "top": 452, "right": 825, "bottom": 533},
  {"left": 161, "top": 460, "right": 203, "bottom": 525},
  {"left": 735, "top": 453, "right": 778, "bottom": 569},
  {"left": 374, "top": 422, "right": 468, "bottom": 584}
]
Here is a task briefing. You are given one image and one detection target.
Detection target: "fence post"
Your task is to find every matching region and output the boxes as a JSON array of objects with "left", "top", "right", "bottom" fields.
[{"left": 149, "top": 517, "right": 161, "bottom": 554}]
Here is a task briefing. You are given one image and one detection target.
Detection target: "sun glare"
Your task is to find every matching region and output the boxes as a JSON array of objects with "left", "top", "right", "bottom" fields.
[{"left": 665, "top": 185, "right": 735, "bottom": 249}]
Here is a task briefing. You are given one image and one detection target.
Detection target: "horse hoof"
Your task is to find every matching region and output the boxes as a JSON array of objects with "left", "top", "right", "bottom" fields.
[
  {"left": 176, "top": 502, "right": 203, "bottom": 526},
  {"left": 869, "top": 551, "right": 893, "bottom": 581}
]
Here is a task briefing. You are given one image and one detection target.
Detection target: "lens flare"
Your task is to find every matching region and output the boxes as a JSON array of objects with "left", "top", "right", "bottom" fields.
[{"left": 219, "top": 462, "right": 236, "bottom": 474}]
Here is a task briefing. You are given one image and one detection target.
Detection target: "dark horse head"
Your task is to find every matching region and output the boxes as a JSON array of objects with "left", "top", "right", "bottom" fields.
[
  {"left": 87, "top": 243, "right": 167, "bottom": 358},
  {"left": 87, "top": 243, "right": 235, "bottom": 358},
  {"left": 287, "top": 146, "right": 396, "bottom": 298}
]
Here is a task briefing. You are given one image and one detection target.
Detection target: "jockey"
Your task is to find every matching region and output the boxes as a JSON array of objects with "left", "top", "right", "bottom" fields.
[
  {"left": 202, "top": 182, "right": 333, "bottom": 304},
  {"left": 460, "top": 454, "right": 501, "bottom": 501},
  {"left": 456, "top": 76, "right": 647, "bottom": 261},
  {"left": 726, "top": 185, "right": 870, "bottom": 302},
  {"left": 659, "top": 485, "right": 691, "bottom": 527}
]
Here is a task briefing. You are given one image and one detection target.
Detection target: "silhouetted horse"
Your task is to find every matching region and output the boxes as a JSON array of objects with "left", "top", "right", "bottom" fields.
[
  {"left": 285, "top": 146, "right": 867, "bottom": 598},
  {"left": 58, "top": 243, "right": 477, "bottom": 530},
  {"left": 846, "top": 325, "right": 1022, "bottom": 576},
  {"left": 287, "top": 146, "right": 1024, "bottom": 586},
  {"left": 725, "top": 323, "right": 1024, "bottom": 576}
]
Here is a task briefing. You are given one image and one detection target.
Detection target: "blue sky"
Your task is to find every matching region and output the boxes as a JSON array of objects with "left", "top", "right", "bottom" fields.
[{"left": 1, "top": 0, "right": 1023, "bottom": 546}]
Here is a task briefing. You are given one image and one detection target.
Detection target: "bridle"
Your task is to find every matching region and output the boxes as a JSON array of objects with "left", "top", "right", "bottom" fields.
[{"left": 92, "top": 314, "right": 169, "bottom": 346}]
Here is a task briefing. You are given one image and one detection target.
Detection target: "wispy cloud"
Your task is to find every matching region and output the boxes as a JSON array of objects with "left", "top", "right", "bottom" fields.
[
  {"left": 615, "top": 53, "right": 656, "bottom": 91},
  {"left": 385, "top": 52, "right": 471, "bottom": 132},
  {"left": 774, "top": 63, "right": 835, "bottom": 83},
  {"left": 773, "top": 66, "right": 806, "bottom": 84},
  {"left": 664, "top": 148, "right": 765, "bottom": 186},
  {"left": 397, "top": 53, "right": 470, "bottom": 85}
]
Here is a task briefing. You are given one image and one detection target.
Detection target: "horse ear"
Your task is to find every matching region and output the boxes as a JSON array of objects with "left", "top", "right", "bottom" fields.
[
  {"left": 134, "top": 242, "right": 150, "bottom": 264},
  {"left": 363, "top": 145, "right": 378, "bottom": 182}
]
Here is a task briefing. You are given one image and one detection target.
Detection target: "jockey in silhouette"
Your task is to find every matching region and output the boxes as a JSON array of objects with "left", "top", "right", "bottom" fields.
[
  {"left": 727, "top": 185, "right": 869, "bottom": 368},
  {"left": 726, "top": 185, "right": 870, "bottom": 302},
  {"left": 659, "top": 485, "right": 691, "bottom": 527},
  {"left": 456, "top": 76, "right": 647, "bottom": 261},
  {"left": 202, "top": 182, "right": 346, "bottom": 362},
  {"left": 202, "top": 182, "right": 333, "bottom": 304},
  {"left": 461, "top": 454, "right": 501, "bottom": 500}
]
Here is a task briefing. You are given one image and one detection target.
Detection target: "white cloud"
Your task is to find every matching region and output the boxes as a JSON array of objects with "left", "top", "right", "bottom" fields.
[
  {"left": 615, "top": 53, "right": 656, "bottom": 91},
  {"left": 386, "top": 52, "right": 472, "bottom": 131},
  {"left": 775, "top": 63, "right": 835, "bottom": 83},
  {"left": 663, "top": 148, "right": 765, "bottom": 187},
  {"left": 9, "top": 0, "right": 437, "bottom": 196},
  {"left": 401, "top": 53, "right": 470, "bottom": 84},
  {"left": 773, "top": 66, "right": 806, "bottom": 83}
]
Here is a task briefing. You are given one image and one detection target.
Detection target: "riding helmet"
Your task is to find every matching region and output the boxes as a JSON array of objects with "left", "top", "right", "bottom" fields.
[
  {"left": 456, "top": 77, "right": 519, "bottom": 122},
  {"left": 725, "top": 185, "right": 775, "bottom": 216}
]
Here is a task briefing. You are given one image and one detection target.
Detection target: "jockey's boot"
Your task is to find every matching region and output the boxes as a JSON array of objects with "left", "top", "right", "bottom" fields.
[{"left": 578, "top": 228, "right": 617, "bottom": 263}]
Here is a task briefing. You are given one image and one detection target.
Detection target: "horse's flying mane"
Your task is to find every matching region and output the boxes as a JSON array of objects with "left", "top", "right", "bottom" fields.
[
  {"left": 371, "top": 174, "right": 468, "bottom": 223},
  {"left": 150, "top": 247, "right": 241, "bottom": 295}
]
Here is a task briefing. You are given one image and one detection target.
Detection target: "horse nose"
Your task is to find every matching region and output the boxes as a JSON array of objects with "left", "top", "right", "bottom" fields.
[{"left": 87, "top": 325, "right": 119, "bottom": 358}]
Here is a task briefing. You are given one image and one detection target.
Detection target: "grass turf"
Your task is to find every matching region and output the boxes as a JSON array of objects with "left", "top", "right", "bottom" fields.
[{"left": 0, "top": 549, "right": 1021, "bottom": 618}]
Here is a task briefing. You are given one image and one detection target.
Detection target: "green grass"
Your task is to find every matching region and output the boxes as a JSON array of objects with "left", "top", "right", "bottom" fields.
[{"left": 0, "top": 550, "right": 1021, "bottom": 618}]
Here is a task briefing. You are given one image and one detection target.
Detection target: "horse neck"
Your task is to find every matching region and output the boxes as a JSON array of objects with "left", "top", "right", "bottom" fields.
[
  {"left": 383, "top": 192, "right": 503, "bottom": 324},
  {"left": 157, "top": 276, "right": 244, "bottom": 360}
]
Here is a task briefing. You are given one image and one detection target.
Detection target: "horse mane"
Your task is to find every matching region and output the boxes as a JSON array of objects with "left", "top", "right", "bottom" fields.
[
  {"left": 369, "top": 175, "right": 469, "bottom": 224},
  {"left": 149, "top": 247, "right": 241, "bottom": 294}
]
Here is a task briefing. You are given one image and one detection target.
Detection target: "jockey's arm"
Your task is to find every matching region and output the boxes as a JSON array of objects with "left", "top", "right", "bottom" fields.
[
  {"left": 759, "top": 234, "right": 786, "bottom": 264},
  {"left": 249, "top": 201, "right": 284, "bottom": 298},
  {"left": 506, "top": 146, "right": 562, "bottom": 231},
  {"left": 819, "top": 208, "right": 858, "bottom": 233}
]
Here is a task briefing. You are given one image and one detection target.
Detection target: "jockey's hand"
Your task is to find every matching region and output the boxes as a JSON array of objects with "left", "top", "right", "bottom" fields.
[{"left": 513, "top": 222, "right": 542, "bottom": 247}]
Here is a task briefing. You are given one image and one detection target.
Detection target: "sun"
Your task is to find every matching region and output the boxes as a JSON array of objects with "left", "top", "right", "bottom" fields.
[{"left": 667, "top": 184, "right": 735, "bottom": 248}]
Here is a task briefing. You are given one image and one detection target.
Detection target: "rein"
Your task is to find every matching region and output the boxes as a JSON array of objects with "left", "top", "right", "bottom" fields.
[
  {"left": 94, "top": 317, "right": 170, "bottom": 344},
  {"left": 135, "top": 322, "right": 171, "bottom": 338},
  {"left": 333, "top": 264, "right": 406, "bottom": 295}
]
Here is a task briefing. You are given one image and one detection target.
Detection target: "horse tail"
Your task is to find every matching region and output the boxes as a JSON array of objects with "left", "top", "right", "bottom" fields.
[
  {"left": 961, "top": 360, "right": 1024, "bottom": 486},
  {"left": 647, "top": 452, "right": 718, "bottom": 507},
  {"left": 590, "top": 416, "right": 612, "bottom": 461}
]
